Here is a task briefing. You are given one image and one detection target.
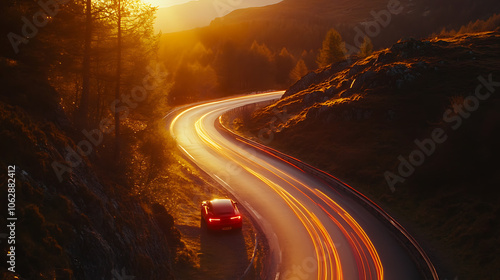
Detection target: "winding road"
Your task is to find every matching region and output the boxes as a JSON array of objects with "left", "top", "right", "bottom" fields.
[{"left": 168, "top": 91, "right": 438, "bottom": 280}]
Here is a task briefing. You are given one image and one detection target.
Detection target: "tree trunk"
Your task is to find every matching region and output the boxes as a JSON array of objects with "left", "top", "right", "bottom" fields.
[
  {"left": 114, "top": 0, "right": 122, "bottom": 161},
  {"left": 76, "top": 0, "right": 92, "bottom": 129}
]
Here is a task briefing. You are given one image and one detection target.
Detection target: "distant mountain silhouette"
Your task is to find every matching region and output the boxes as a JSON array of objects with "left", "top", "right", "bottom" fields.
[
  {"left": 212, "top": 0, "right": 500, "bottom": 48},
  {"left": 155, "top": 0, "right": 282, "bottom": 33},
  {"left": 158, "top": 0, "right": 500, "bottom": 102}
]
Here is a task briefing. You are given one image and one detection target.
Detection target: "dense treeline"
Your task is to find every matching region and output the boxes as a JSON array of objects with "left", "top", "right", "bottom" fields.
[
  {"left": 158, "top": 15, "right": 395, "bottom": 106},
  {"left": 159, "top": 19, "right": 334, "bottom": 106},
  {"left": 436, "top": 13, "right": 500, "bottom": 37},
  {"left": 158, "top": 0, "right": 500, "bottom": 105},
  {"left": 161, "top": 36, "right": 313, "bottom": 106},
  {"left": 0, "top": 0, "right": 187, "bottom": 279},
  {"left": 1, "top": 0, "right": 175, "bottom": 198}
]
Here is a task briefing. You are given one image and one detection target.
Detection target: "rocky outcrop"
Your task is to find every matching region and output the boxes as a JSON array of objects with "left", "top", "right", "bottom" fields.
[{"left": 264, "top": 31, "right": 500, "bottom": 124}]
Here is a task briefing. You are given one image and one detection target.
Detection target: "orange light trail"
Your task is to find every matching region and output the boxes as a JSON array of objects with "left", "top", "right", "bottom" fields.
[
  {"left": 194, "top": 114, "right": 341, "bottom": 279},
  {"left": 178, "top": 101, "right": 384, "bottom": 280},
  {"left": 223, "top": 137, "right": 384, "bottom": 280},
  {"left": 315, "top": 189, "right": 384, "bottom": 280}
]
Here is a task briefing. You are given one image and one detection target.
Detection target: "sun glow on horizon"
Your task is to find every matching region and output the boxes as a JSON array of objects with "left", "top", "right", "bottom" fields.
[{"left": 141, "top": 0, "right": 192, "bottom": 8}]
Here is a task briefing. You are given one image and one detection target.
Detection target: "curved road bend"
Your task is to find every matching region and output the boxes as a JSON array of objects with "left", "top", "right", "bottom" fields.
[{"left": 169, "top": 91, "right": 431, "bottom": 280}]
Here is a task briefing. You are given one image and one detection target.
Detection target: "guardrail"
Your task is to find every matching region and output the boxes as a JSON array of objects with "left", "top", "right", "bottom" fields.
[{"left": 239, "top": 233, "right": 259, "bottom": 280}]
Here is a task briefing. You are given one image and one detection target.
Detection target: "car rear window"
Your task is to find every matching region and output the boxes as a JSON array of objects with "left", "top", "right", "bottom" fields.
[{"left": 211, "top": 200, "right": 235, "bottom": 215}]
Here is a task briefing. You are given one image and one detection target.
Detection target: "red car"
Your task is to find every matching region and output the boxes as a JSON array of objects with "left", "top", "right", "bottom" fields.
[{"left": 201, "top": 199, "right": 242, "bottom": 231}]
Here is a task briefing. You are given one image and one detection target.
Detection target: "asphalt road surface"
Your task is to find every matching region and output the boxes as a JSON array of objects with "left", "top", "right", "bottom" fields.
[{"left": 169, "top": 91, "right": 436, "bottom": 280}]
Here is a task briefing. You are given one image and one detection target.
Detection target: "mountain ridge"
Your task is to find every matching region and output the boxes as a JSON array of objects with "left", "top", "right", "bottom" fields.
[{"left": 155, "top": 0, "right": 282, "bottom": 33}]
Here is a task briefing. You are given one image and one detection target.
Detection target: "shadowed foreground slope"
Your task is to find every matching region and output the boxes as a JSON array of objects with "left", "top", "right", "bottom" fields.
[{"left": 0, "top": 58, "right": 180, "bottom": 280}]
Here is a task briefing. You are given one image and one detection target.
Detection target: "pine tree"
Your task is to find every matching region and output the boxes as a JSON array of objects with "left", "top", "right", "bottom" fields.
[
  {"left": 359, "top": 36, "right": 373, "bottom": 58},
  {"left": 110, "top": 0, "right": 157, "bottom": 160},
  {"left": 317, "top": 28, "right": 346, "bottom": 68},
  {"left": 290, "top": 59, "right": 308, "bottom": 83},
  {"left": 276, "top": 47, "right": 295, "bottom": 85},
  {"left": 75, "top": 0, "right": 92, "bottom": 129}
]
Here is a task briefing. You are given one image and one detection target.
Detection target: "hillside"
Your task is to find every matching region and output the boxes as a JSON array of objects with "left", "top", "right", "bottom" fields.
[
  {"left": 207, "top": 0, "right": 500, "bottom": 50},
  {"left": 159, "top": 0, "right": 500, "bottom": 105},
  {"left": 0, "top": 58, "right": 180, "bottom": 279},
  {"left": 154, "top": 0, "right": 281, "bottom": 33},
  {"left": 237, "top": 31, "right": 500, "bottom": 278}
]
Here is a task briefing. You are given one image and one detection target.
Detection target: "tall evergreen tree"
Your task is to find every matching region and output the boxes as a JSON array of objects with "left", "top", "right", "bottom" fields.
[
  {"left": 75, "top": 0, "right": 92, "bottom": 129},
  {"left": 276, "top": 47, "right": 295, "bottom": 85},
  {"left": 290, "top": 59, "right": 308, "bottom": 83},
  {"left": 317, "top": 28, "right": 346, "bottom": 68},
  {"left": 110, "top": 0, "right": 157, "bottom": 161},
  {"left": 114, "top": 0, "right": 123, "bottom": 160},
  {"left": 359, "top": 36, "right": 373, "bottom": 58}
]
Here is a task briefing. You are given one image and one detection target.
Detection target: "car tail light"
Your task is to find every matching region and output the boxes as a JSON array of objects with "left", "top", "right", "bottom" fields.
[
  {"left": 209, "top": 218, "right": 220, "bottom": 223},
  {"left": 230, "top": 215, "right": 242, "bottom": 220}
]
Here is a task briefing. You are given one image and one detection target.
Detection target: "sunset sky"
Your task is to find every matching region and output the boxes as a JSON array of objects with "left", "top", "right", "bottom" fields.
[
  {"left": 151, "top": 0, "right": 283, "bottom": 32},
  {"left": 142, "top": 0, "right": 190, "bottom": 8},
  {"left": 142, "top": 0, "right": 282, "bottom": 9}
]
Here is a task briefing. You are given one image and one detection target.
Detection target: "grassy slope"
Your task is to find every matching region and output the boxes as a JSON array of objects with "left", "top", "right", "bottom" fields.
[{"left": 242, "top": 31, "right": 500, "bottom": 278}]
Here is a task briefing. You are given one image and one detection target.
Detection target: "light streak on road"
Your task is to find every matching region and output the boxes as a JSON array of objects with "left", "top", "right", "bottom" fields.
[{"left": 169, "top": 91, "right": 432, "bottom": 280}]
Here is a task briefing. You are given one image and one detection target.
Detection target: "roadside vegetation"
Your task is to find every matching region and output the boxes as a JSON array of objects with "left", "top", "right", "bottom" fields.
[
  {"left": 158, "top": 0, "right": 500, "bottom": 106},
  {"left": 1, "top": 0, "right": 218, "bottom": 278},
  {"left": 1, "top": 0, "right": 272, "bottom": 277},
  {"left": 0, "top": 56, "right": 180, "bottom": 279}
]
